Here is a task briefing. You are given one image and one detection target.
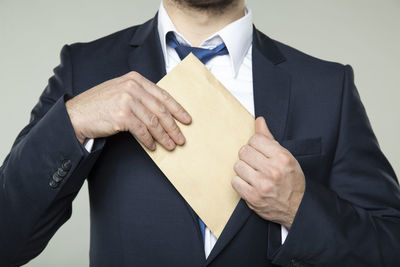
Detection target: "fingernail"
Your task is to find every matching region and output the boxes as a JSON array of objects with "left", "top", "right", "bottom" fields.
[
  {"left": 168, "top": 138, "right": 176, "bottom": 149},
  {"left": 177, "top": 132, "right": 185, "bottom": 144},
  {"left": 150, "top": 143, "right": 156, "bottom": 151},
  {"left": 184, "top": 113, "right": 191, "bottom": 122}
]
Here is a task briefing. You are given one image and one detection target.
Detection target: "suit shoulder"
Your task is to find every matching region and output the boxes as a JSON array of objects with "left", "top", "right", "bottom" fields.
[
  {"left": 58, "top": 23, "right": 145, "bottom": 90},
  {"left": 266, "top": 37, "right": 349, "bottom": 98},
  {"left": 273, "top": 39, "right": 346, "bottom": 74},
  {"left": 66, "top": 24, "right": 140, "bottom": 59}
]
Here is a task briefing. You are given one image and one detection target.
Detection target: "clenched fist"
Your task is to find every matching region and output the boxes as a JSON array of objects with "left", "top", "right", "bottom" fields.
[
  {"left": 232, "top": 117, "right": 305, "bottom": 229},
  {"left": 65, "top": 71, "right": 192, "bottom": 151}
]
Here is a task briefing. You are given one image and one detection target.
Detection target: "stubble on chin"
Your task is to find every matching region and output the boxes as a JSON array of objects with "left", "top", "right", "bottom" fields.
[{"left": 171, "top": 0, "right": 239, "bottom": 14}]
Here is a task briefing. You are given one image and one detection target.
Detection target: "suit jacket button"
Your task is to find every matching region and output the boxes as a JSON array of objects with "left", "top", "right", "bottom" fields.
[
  {"left": 52, "top": 173, "right": 63, "bottom": 183},
  {"left": 290, "top": 259, "right": 299, "bottom": 267},
  {"left": 56, "top": 168, "right": 67, "bottom": 177},
  {"left": 49, "top": 179, "right": 59, "bottom": 188},
  {"left": 61, "top": 159, "right": 72, "bottom": 171}
]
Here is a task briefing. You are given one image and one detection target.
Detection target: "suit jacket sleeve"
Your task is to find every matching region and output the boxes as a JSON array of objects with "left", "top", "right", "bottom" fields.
[
  {"left": 0, "top": 45, "right": 104, "bottom": 266},
  {"left": 270, "top": 65, "right": 400, "bottom": 266}
]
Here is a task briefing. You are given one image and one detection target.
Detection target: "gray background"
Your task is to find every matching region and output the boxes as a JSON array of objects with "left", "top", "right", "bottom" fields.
[{"left": 0, "top": 0, "right": 399, "bottom": 266}]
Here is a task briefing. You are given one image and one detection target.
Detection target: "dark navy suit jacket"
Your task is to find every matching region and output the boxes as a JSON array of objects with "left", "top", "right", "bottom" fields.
[{"left": 1, "top": 15, "right": 400, "bottom": 267}]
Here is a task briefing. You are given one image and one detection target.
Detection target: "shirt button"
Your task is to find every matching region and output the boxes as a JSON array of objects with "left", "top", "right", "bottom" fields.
[{"left": 61, "top": 159, "right": 72, "bottom": 171}]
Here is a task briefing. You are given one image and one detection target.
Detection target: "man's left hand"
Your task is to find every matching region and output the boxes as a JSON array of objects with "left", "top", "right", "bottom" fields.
[{"left": 232, "top": 117, "right": 305, "bottom": 229}]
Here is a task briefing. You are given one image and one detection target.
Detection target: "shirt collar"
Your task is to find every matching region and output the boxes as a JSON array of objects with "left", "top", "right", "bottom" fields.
[{"left": 157, "top": 1, "right": 253, "bottom": 77}]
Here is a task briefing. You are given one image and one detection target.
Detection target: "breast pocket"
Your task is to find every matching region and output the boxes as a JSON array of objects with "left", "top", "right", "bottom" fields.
[{"left": 281, "top": 137, "right": 323, "bottom": 179}]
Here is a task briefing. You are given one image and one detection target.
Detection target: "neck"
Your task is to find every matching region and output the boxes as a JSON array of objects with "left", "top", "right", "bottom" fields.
[{"left": 163, "top": 0, "right": 245, "bottom": 47}]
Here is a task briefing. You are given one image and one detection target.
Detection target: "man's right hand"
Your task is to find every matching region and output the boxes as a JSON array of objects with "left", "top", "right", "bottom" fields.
[{"left": 65, "top": 71, "right": 192, "bottom": 151}]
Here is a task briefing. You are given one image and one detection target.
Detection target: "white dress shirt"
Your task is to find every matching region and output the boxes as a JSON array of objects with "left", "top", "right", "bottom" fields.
[{"left": 85, "top": 1, "right": 288, "bottom": 259}]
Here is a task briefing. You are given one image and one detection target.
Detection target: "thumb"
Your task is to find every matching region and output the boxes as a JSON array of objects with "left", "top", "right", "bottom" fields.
[{"left": 255, "top": 116, "right": 274, "bottom": 140}]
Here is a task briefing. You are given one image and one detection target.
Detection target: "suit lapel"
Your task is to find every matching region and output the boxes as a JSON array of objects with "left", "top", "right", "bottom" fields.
[
  {"left": 128, "top": 15, "right": 166, "bottom": 83},
  {"left": 205, "top": 27, "right": 291, "bottom": 265},
  {"left": 251, "top": 27, "right": 291, "bottom": 143},
  {"left": 128, "top": 15, "right": 204, "bottom": 247}
]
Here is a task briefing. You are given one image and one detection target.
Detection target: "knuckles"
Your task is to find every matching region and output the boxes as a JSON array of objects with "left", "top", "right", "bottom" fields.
[
  {"left": 136, "top": 123, "right": 149, "bottom": 139},
  {"left": 126, "top": 71, "right": 142, "bottom": 81},
  {"left": 277, "top": 150, "right": 294, "bottom": 166},
  {"left": 123, "top": 79, "right": 138, "bottom": 90},
  {"left": 157, "top": 102, "right": 168, "bottom": 115},
  {"left": 160, "top": 89, "right": 171, "bottom": 101},
  {"left": 238, "top": 145, "right": 250, "bottom": 158},
  {"left": 173, "top": 104, "right": 184, "bottom": 115},
  {"left": 268, "top": 166, "right": 282, "bottom": 182},
  {"left": 149, "top": 114, "right": 159, "bottom": 129},
  {"left": 259, "top": 181, "right": 272, "bottom": 196},
  {"left": 168, "top": 119, "right": 179, "bottom": 132},
  {"left": 118, "top": 92, "right": 132, "bottom": 106},
  {"left": 249, "top": 133, "right": 280, "bottom": 149},
  {"left": 159, "top": 130, "right": 170, "bottom": 143},
  {"left": 249, "top": 133, "right": 264, "bottom": 147}
]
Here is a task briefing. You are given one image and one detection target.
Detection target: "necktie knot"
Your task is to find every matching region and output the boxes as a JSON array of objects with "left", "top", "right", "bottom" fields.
[{"left": 166, "top": 32, "right": 229, "bottom": 64}]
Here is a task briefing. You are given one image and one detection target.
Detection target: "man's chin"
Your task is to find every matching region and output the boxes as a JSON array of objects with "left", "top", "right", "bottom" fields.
[{"left": 172, "top": 0, "right": 238, "bottom": 12}]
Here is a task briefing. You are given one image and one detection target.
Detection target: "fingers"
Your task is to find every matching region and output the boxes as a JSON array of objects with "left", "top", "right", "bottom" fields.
[
  {"left": 134, "top": 88, "right": 186, "bottom": 146},
  {"left": 70, "top": 71, "right": 190, "bottom": 149},
  {"left": 234, "top": 160, "right": 258, "bottom": 186},
  {"left": 238, "top": 145, "right": 269, "bottom": 173},
  {"left": 129, "top": 98, "right": 176, "bottom": 151},
  {"left": 255, "top": 117, "right": 274, "bottom": 140},
  {"left": 119, "top": 72, "right": 189, "bottom": 149},
  {"left": 248, "top": 133, "right": 280, "bottom": 159},
  {"left": 126, "top": 114, "right": 156, "bottom": 151},
  {"left": 152, "top": 85, "right": 192, "bottom": 125},
  {"left": 128, "top": 71, "right": 192, "bottom": 125},
  {"left": 231, "top": 175, "right": 254, "bottom": 202}
]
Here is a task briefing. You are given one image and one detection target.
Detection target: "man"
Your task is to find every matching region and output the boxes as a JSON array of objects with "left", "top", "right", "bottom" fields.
[{"left": 0, "top": 0, "right": 399, "bottom": 266}]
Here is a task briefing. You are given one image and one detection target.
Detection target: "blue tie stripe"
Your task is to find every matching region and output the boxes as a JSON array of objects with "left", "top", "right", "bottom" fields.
[
  {"left": 166, "top": 32, "right": 229, "bottom": 243},
  {"left": 199, "top": 218, "right": 206, "bottom": 242}
]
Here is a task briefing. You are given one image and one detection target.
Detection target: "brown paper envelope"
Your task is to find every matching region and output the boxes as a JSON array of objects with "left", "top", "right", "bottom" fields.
[{"left": 140, "top": 53, "right": 255, "bottom": 238}]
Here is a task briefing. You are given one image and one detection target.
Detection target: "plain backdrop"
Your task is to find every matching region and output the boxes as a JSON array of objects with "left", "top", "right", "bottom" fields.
[{"left": 1, "top": 0, "right": 399, "bottom": 266}]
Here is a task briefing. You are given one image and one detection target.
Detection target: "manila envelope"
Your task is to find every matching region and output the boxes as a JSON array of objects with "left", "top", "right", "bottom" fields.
[{"left": 140, "top": 53, "right": 255, "bottom": 238}]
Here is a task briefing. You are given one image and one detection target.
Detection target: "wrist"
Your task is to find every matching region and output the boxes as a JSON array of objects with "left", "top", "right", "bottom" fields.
[
  {"left": 284, "top": 189, "right": 305, "bottom": 229},
  {"left": 65, "top": 99, "right": 87, "bottom": 144}
]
